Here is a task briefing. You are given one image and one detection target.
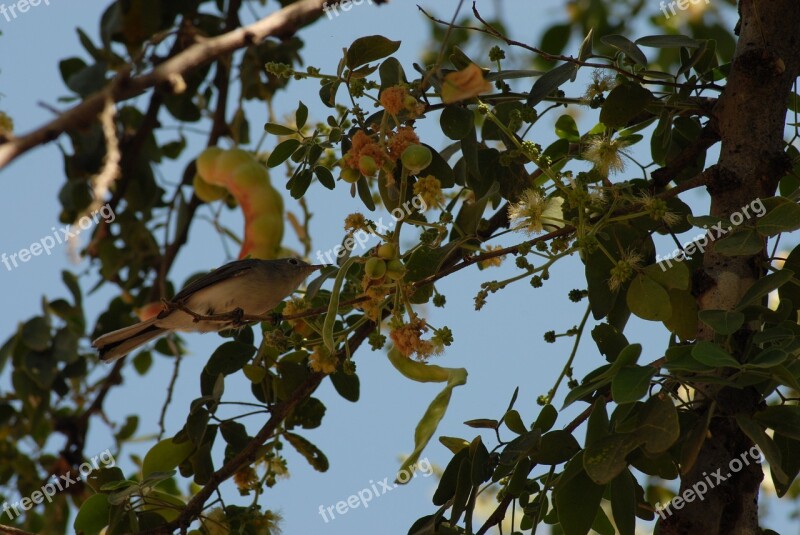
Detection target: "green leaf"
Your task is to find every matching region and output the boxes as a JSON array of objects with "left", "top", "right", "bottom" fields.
[
  {"left": 609, "top": 469, "right": 636, "bottom": 535},
  {"left": 346, "top": 35, "right": 401, "bottom": 69},
  {"left": 584, "top": 433, "right": 637, "bottom": 484},
  {"left": 295, "top": 101, "right": 308, "bottom": 130},
  {"left": 22, "top": 317, "right": 50, "bottom": 351},
  {"left": 627, "top": 274, "right": 672, "bottom": 321},
  {"left": 698, "top": 309, "right": 745, "bottom": 335},
  {"left": 527, "top": 62, "right": 578, "bottom": 107},
  {"left": 470, "top": 437, "right": 492, "bottom": 485},
  {"left": 205, "top": 341, "right": 256, "bottom": 376},
  {"left": 379, "top": 57, "right": 407, "bottom": 91},
  {"left": 601, "top": 35, "right": 648, "bottom": 66},
  {"left": 533, "top": 404, "right": 558, "bottom": 432},
  {"left": 578, "top": 29, "right": 594, "bottom": 61},
  {"left": 142, "top": 438, "right": 195, "bottom": 476},
  {"left": 556, "top": 453, "right": 606, "bottom": 535},
  {"left": 504, "top": 410, "right": 527, "bottom": 435},
  {"left": 555, "top": 114, "right": 580, "bottom": 142},
  {"left": 779, "top": 245, "right": 800, "bottom": 313},
  {"left": 691, "top": 341, "right": 741, "bottom": 368},
  {"left": 637, "top": 394, "right": 680, "bottom": 454},
  {"left": 747, "top": 347, "right": 789, "bottom": 368},
  {"left": 73, "top": 493, "right": 111, "bottom": 535},
  {"left": 267, "top": 139, "right": 301, "bottom": 168},
  {"left": 635, "top": 35, "right": 702, "bottom": 48},
  {"left": 737, "top": 269, "right": 794, "bottom": 309},
  {"left": 285, "top": 432, "right": 329, "bottom": 472},
  {"left": 757, "top": 198, "right": 800, "bottom": 236},
  {"left": 643, "top": 260, "right": 689, "bottom": 290},
  {"left": 736, "top": 415, "right": 788, "bottom": 485},
  {"left": 773, "top": 432, "right": 800, "bottom": 497},
  {"left": 663, "top": 289, "right": 698, "bottom": 341},
  {"left": 314, "top": 166, "right": 335, "bottom": 190},
  {"left": 714, "top": 228, "right": 763, "bottom": 256},
  {"left": 433, "top": 448, "right": 469, "bottom": 505},
  {"left": 612, "top": 366, "right": 655, "bottom": 404},
  {"left": 592, "top": 322, "right": 629, "bottom": 363},
  {"left": 754, "top": 406, "right": 800, "bottom": 441},
  {"left": 600, "top": 83, "right": 653, "bottom": 128},
  {"left": 440, "top": 105, "right": 474, "bottom": 140},
  {"left": 264, "top": 122, "right": 295, "bottom": 136},
  {"left": 329, "top": 369, "right": 360, "bottom": 402},
  {"left": 531, "top": 429, "right": 580, "bottom": 465}
]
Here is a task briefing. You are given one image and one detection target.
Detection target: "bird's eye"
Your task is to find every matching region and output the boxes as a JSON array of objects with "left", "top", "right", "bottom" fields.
[{"left": 289, "top": 258, "right": 299, "bottom": 265}]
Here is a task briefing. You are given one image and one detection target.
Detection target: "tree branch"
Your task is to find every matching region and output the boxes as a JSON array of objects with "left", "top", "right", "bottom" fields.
[
  {"left": 0, "top": 0, "right": 333, "bottom": 171},
  {"left": 140, "top": 319, "right": 375, "bottom": 535}
]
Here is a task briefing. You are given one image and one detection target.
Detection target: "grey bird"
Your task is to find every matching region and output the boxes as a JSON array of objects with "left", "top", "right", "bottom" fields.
[{"left": 92, "top": 258, "right": 324, "bottom": 362}]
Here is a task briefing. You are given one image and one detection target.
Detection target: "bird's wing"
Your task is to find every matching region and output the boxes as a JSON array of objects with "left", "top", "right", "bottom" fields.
[{"left": 170, "top": 259, "right": 261, "bottom": 303}]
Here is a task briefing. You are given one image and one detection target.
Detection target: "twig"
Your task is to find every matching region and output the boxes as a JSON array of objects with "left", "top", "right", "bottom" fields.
[{"left": 139, "top": 319, "right": 375, "bottom": 535}]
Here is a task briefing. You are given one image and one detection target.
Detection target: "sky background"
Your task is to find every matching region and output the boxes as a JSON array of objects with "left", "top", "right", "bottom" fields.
[{"left": 0, "top": 0, "right": 795, "bottom": 534}]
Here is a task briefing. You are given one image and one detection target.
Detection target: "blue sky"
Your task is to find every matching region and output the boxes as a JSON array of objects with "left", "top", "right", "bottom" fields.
[{"left": 0, "top": 0, "right": 795, "bottom": 533}]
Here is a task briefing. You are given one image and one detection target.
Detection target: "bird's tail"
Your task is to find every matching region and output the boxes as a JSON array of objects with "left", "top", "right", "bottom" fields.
[{"left": 92, "top": 318, "right": 167, "bottom": 362}]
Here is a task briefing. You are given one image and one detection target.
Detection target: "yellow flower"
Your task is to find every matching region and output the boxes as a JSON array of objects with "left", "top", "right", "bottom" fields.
[
  {"left": 344, "top": 212, "right": 368, "bottom": 232},
  {"left": 233, "top": 466, "right": 259, "bottom": 491},
  {"left": 441, "top": 64, "right": 493, "bottom": 104},
  {"left": 390, "top": 317, "right": 443, "bottom": 360},
  {"left": 309, "top": 346, "right": 338, "bottom": 374},
  {"left": 508, "top": 190, "right": 565, "bottom": 234},
  {"left": 413, "top": 175, "right": 444, "bottom": 209},
  {"left": 478, "top": 245, "right": 505, "bottom": 269}
]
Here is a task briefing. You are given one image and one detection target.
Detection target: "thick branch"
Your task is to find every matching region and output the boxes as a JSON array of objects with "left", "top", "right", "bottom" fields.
[{"left": 0, "top": 0, "right": 334, "bottom": 171}]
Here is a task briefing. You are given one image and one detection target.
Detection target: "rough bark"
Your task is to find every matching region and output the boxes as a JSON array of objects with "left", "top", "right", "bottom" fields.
[{"left": 661, "top": 1, "right": 800, "bottom": 533}]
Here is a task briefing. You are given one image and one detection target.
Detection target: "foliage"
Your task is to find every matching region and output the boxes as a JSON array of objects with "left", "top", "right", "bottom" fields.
[{"left": 1, "top": 0, "right": 800, "bottom": 534}]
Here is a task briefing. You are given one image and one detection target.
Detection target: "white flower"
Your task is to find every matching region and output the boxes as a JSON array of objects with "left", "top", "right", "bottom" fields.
[
  {"left": 583, "top": 137, "right": 630, "bottom": 176},
  {"left": 508, "top": 190, "right": 565, "bottom": 234}
]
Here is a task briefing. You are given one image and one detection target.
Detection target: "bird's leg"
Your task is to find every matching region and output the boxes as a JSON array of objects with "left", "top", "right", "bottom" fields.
[
  {"left": 269, "top": 312, "right": 283, "bottom": 326},
  {"left": 228, "top": 307, "right": 246, "bottom": 327}
]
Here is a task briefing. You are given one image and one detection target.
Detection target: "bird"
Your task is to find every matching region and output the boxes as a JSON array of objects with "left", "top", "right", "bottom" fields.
[{"left": 92, "top": 258, "right": 324, "bottom": 362}]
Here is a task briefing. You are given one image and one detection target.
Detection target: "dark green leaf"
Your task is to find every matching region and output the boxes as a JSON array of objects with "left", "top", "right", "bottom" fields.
[
  {"left": 601, "top": 35, "right": 648, "bottom": 66},
  {"left": 346, "top": 35, "right": 401, "bottom": 69},
  {"left": 527, "top": 62, "right": 578, "bottom": 107},
  {"left": 267, "top": 139, "right": 301, "bottom": 168},
  {"left": 691, "top": 341, "right": 741, "bottom": 368},
  {"left": 612, "top": 366, "right": 655, "bottom": 404},
  {"left": 635, "top": 35, "right": 702, "bottom": 48},
  {"left": 205, "top": 341, "right": 256, "bottom": 376},
  {"left": 698, "top": 309, "right": 745, "bottom": 335},
  {"left": 600, "top": 83, "right": 653, "bottom": 128}
]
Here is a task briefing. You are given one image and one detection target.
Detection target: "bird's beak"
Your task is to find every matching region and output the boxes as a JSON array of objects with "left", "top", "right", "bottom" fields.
[{"left": 310, "top": 264, "right": 328, "bottom": 270}]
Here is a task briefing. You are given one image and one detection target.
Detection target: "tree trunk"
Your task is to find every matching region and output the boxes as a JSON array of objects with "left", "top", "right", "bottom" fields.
[{"left": 660, "top": 1, "right": 800, "bottom": 533}]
